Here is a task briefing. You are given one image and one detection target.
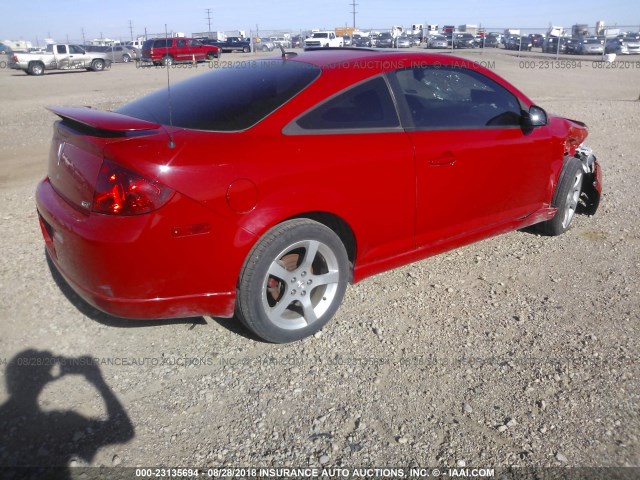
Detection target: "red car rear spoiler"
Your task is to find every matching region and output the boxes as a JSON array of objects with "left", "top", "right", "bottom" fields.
[{"left": 47, "top": 106, "right": 161, "bottom": 132}]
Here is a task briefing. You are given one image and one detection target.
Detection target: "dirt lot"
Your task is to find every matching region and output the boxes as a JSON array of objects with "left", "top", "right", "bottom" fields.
[{"left": 0, "top": 49, "right": 639, "bottom": 476}]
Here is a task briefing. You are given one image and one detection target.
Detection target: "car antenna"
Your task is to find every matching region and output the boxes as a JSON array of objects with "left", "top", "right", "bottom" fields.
[
  {"left": 164, "top": 24, "right": 175, "bottom": 148},
  {"left": 279, "top": 44, "right": 297, "bottom": 59}
]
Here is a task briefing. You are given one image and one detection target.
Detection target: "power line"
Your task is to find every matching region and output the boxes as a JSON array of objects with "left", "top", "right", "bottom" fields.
[
  {"left": 205, "top": 8, "right": 213, "bottom": 36},
  {"left": 350, "top": 0, "right": 358, "bottom": 29}
]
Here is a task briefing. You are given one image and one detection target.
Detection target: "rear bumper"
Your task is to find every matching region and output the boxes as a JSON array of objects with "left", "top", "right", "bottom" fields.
[{"left": 36, "top": 177, "right": 241, "bottom": 320}]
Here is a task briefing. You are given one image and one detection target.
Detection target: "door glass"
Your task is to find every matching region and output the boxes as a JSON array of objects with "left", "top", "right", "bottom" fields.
[{"left": 393, "top": 66, "right": 522, "bottom": 128}]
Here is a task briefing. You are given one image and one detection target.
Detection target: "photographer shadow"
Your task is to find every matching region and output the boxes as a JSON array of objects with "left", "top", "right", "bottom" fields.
[{"left": 0, "top": 350, "right": 134, "bottom": 479}]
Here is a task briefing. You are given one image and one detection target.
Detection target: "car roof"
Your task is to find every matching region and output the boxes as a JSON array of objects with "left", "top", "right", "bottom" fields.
[
  {"left": 280, "top": 49, "right": 457, "bottom": 70},
  {"left": 274, "top": 48, "right": 534, "bottom": 107}
]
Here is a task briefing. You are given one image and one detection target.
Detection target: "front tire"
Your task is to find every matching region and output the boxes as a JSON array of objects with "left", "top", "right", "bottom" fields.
[
  {"left": 537, "top": 157, "right": 584, "bottom": 236},
  {"left": 162, "top": 55, "right": 173, "bottom": 66},
  {"left": 236, "top": 219, "right": 349, "bottom": 343}
]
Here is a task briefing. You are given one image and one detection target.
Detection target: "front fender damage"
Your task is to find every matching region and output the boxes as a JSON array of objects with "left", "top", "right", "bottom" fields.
[{"left": 574, "top": 144, "right": 601, "bottom": 216}]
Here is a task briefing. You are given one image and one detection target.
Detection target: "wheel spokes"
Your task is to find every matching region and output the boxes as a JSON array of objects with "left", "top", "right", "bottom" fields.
[
  {"left": 299, "top": 240, "right": 320, "bottom": 271},
  {"left": 262, "top": 238, "right": 340, "bottom": 330},
  {"left": 562, "top": 171, "right": 583, "bottom": 229},
  {"left": 313, "top": 270, "right": 339, "bottom": 287},
  {"left": 268, "top": 261, "right": 294, "bottom": 284},
  {"left": 299, "top": 295, "right": 318, "bottom": 325}
]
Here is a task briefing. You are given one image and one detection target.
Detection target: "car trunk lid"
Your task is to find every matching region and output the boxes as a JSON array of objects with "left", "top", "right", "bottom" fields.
[{"left": 46, "top": 106, "right": 161, "bottom": 212}]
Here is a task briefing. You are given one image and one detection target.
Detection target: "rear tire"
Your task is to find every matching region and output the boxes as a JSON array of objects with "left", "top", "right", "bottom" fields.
[
  {"left": 537, "top": 157, "right": 584, "bottom": 236},
  {"left": 28, "top": 62, "right": 44, "bottom": 76},
  {"left": 236, "top": 219, "right": 349, "bottom": 343},
  {"left": 122, "top": 54, "right": 131, "bottom": 63}
]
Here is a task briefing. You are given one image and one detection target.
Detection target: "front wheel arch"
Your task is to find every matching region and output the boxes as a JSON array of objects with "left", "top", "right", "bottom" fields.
[{"left": 536, "top": 156, "right": 584, "bottom": 236}]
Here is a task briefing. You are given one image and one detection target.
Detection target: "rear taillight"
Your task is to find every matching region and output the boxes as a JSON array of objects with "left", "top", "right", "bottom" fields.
[{"left": 93, "top": 159, "right": 174, "bottom": 215}]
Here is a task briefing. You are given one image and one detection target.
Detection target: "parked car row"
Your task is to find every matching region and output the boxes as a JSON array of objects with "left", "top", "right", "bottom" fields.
[{"left": 604, "top": 33, "right": 640, "bottom": 55}]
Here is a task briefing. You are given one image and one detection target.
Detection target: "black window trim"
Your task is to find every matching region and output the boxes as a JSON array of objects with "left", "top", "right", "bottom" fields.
[
  {"left": 387, "top": 65, "right": 527, "bottom": 132},
  {"left": 283, "top": 74, "right": 405, "bottom": 136}
]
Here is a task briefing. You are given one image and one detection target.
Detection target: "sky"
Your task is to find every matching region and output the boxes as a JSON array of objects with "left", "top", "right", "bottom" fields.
[{"left": 2, "top": 0, "right": 639, "bottom": 44}]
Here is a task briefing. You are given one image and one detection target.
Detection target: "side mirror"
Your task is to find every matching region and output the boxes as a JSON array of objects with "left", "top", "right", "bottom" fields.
[{"left": 522, "top": 105, "right": 547, "bottom": 127}]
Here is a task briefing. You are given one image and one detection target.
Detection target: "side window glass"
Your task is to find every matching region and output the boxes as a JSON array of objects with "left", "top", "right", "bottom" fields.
[
  {"left": 177, "top": 39, "right": 187, "bottom": 48},
  {"left": 296, "top": 76, "right": 399, "bottom": 130},
  {"left": 56, "top": 45, "right": 66, "bottom": 54},
  {"left": 69, "top": 45, "right": 83, "bottom": 54},
  {"left": 393, "top": 66, "right": 522, "bottom": 128}
]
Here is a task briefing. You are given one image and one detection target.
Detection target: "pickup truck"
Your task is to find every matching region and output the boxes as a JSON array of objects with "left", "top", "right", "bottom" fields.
[
  {"left": 304, "top": 31, "right": 344, "bottom": 49},
  {"left": 9, "top": 44, "right": 111, "bottom": 75},
  {"left": 202, "top": 37, "right": 251, "bottom": 53}
]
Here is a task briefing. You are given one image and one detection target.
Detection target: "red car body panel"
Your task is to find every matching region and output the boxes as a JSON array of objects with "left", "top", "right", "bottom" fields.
[{"left": 35, "top": 50, "right": 600, "bottom": 320}]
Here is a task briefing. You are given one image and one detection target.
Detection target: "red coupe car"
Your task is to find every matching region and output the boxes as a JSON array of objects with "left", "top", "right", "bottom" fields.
[{"left": 36, "top": 49, "right": 601, "bottom": 343}]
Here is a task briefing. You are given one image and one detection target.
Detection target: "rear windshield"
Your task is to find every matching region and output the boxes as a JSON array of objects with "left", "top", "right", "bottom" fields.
[{"left": 117, "top": 60, "right": 321, "bottom": 131}]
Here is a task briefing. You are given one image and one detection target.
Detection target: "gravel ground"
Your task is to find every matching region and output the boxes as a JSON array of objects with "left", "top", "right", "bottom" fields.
[{"left": 0, "top": 50, "right": 638, "bottom": 476}]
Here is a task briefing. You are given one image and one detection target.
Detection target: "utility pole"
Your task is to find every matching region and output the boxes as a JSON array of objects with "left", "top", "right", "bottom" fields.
[
  {"left": 350, "top": 0, "right": 358, "bottom": 30},
  {"left": 129, "top": 20, "right": 134, "bottom": 41},
  {"left": 81, "top": 27, "right": 86, "bottom": 45},
  {"left": 205, "top": 8, "right": 213, "bottom": 36}
]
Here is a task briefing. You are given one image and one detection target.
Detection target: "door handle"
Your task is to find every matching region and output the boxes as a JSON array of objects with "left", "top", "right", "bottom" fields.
[{"left": 429, "top": 151, "right": 457, "bottom": 166}]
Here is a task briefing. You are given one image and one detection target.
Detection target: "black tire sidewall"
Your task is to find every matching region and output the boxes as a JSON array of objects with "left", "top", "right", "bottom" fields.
[
  {"left": 541, "top": 156, "right": 584, "bottom": 236},
  {"left": 29, "top": 62, "right": 44, "bottom": 75},
  {"left": 237, "top": 220, "right": 349, "bottom": 343}
]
